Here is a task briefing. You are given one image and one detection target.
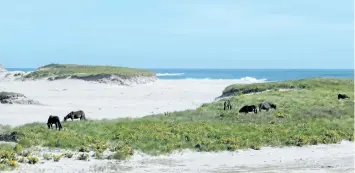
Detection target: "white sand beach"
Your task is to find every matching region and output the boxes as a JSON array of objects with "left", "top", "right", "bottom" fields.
[
  {"left": 0, "top": 78, "right": 261, "bottom": 126},
  {"left": 0, "top": 78, "right": 354, "bottom": 173}
]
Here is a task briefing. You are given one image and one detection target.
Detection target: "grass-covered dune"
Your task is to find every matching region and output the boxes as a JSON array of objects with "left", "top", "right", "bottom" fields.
[
  {"left": 0, "top": 78, "right": 353, "bottom": 169},
  {"left": 24, "top": 64, "right": 156, "bottom": 80},
  {"left": 220, "top": 77, "right": 350, "bottom": 98}
]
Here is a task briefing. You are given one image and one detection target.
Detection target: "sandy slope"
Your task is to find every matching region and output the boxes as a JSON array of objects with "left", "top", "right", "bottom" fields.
[
  {"left": 0, "top": 79, "right": 262, "bottom": 126},
  {"left": 7, "top": 141, "right": 354, "bottom": 173},
  {"left": 0, "top": 78, "right": 353, "bottom": 173}
]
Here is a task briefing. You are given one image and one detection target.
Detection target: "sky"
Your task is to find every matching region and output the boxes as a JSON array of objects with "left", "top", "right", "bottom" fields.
[{"left": 0, "top": 0, "right": 353, "bottom": 69}]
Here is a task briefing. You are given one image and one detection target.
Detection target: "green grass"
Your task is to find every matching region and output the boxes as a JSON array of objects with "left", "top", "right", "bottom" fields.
[
  {"left": 24, "top": 63, "right": 156, "bottom": 79},
  {"left": 0, "top": 78, "right": 353, "bottom": 167},
  {"left": 221, "top": 78, "right": 351, "bottom": 97},
  {"left": 0, "top": 143, "right": 19, "bottom": 171}
]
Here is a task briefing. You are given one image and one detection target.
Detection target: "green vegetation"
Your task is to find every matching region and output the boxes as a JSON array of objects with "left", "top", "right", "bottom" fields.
[
  {"left": 63, "top": 152, "right": 73, "bottom": 158},
  {"left": 0, "top": 78, "right": 353, "bottom": 169},
  {"left": 221, "top": 78, "right": 345, "bottom": 97},
  {"left": 24, "top": 63, "right": 156, "bottom": 79},
  {"left": 43, "top": 153, "right": 51, "bottom": 160},
  {"left": 77, "top": 153, "right": 89, "bottom": 161},
  {"left": 13, "top": 144, "right": 22, "bottom": 154},
  {"left": 27, "top": 156, "right": 39, "bottom": 164},
  {"left": 52, "top": 154, "right": 62, "bottom": 162}
]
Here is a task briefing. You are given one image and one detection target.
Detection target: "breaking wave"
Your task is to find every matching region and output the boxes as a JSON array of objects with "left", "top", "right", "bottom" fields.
[
  {"left": 183, "top": 76, "right": 267, "bottom": 82},
  {"left": 156, "top": 73, "right": 185, "bottom": 76}
]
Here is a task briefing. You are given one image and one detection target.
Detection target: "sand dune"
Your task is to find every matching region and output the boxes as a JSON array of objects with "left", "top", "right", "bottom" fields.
[
  {"left": 0, "top": 79, "right": 259, "bottom": 126},
  {"left": 0, "top": 79, "right": 353, "bottom": 173}
]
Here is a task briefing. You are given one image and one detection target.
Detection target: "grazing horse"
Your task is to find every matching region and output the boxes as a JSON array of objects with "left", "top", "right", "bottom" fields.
[
  {"left": 47, "top": 115, "right": 62, "bottom": 130},
  {"left": 223, "top": 100, "right": 232, "bottom": 110},
  {"left": 64, "top": 110, "right": 86, "bottom": 121},
  {"left": 338, "top": 94, "right": 350, "bottom": 100},
  {"left": 259, "top": 102, "right": 277, "bottom": 112},
  {"left": 239, "top": 105, "right": 258, "bottom": 114}
]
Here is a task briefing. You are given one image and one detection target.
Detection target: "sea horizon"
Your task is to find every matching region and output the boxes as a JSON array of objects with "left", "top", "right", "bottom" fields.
[{"left": 4, "top": 68, "right": 354, "bottom": 82}]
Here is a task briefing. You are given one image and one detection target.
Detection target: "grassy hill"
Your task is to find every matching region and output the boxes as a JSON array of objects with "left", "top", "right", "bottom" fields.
[
  {"left": 0, "top": 78, "right": 353, "bottom": 169},
  {"left": 24, "top": 64, "right": 156, "bottom": 79}
]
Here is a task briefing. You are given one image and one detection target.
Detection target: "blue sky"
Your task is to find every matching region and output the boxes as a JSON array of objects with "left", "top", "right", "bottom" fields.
[{"left": 0, "top": 0, "right": 353, "bottom": 69}]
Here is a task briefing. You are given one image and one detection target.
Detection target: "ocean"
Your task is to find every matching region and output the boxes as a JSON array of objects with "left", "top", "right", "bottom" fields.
[{"left": 5, "top": 68, "right": 354, "bottom": 82}]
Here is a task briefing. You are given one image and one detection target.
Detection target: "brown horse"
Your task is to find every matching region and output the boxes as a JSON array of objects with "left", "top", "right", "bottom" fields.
[
  {"left": 259, "top": 102, "right": 277, "bottom": 112},
  {"left": 64, "top": 110, "right": 86, "bottom": 121}
]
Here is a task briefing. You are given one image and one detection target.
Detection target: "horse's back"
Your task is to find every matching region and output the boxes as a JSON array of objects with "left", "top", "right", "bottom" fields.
[
  {"left": 48, "top": 115, "right": 59, "bottom": 123},
  {"left": 260, "top": 102, "right": 271, "bottom": 108},
  {"left": 239, "top": 105, "right": 248, "bottom": 112},
  {"left": 74, "top": 110, "right": 85, "bottom": 115}
]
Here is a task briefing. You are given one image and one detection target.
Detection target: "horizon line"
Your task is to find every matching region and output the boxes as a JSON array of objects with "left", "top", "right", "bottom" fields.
[{"left": 4, "top": 67, "right": 354, "bottom": 70}]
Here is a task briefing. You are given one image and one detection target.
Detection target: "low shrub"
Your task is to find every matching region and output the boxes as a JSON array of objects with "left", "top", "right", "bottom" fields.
[
  {"left": 13, "top": 144, "right": 23, "bottom": 154},
  {"left": 113, "top": 146, "right": 134, "bottom": 160},
  {"left": 27, "top": 156, "right": 39, "bottom": 164},
  {"left": 43, "top": 153, "right": 52, "bottom": 160},
  {"left": 78, "top": 146, "right": 90, "bottom": 152},
  {"left": 63, "top": 152, "right": 73, "bottom": 158},
  {"left": 17, "top": 157, "right": 25, "bottom": 163},
  {"left": 52, "top": 154, "right": 62, "bottom": 162},
  {"left": 77, "top": 153, "right": 89, "bottom": 161}
]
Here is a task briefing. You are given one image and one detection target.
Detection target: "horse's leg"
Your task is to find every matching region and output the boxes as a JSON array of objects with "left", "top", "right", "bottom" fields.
[
  {"left": 58, "top": 122, "right": 62, "bottom": 131},
  {"left": 47, "top": 123, "right": 50, "bottom": 129},
  {"left": 57, "top": 122, "right": 60, "bottom": 130},
  {"left": 55, "top": 123, "right": 58, "bottom": 130}
]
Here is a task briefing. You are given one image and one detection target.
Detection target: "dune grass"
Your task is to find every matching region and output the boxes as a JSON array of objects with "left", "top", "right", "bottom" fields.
[
  {"left": 24, "top": 63, "right": 155, "bottom": 79},
  {"left": 221, "top": 78, "right": 350, "bottom": 97},
  {"left": 0, "top": 78, "right": 354, "bottom": 170}
]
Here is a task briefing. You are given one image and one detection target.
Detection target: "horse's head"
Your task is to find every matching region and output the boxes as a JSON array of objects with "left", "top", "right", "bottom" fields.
[
  {"left": 64, "top": 111, "right": 74, "bottom": 121},
  {"left": 271, "top": 104, "right": 277, "bottom": 109}
]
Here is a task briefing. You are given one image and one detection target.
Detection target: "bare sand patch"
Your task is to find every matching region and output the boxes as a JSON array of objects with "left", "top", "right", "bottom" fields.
[
  {"left": 0, "top": 79, "right": 261, "bottom": 126},
  {"left": 6, "top": 141, "right": 354, "bottom": 173}
]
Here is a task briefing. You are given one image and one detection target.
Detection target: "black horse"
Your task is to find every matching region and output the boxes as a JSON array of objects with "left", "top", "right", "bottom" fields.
[
  {"left": 47, "top": 115, "right": 62, "bottom": 130},
  {"left": 64, "top": 110, "right": 86, "bottom": 121},
  {"left": 338, "top": 94, "right": 350, "bottom": 100},
  {"left": 239, "top": 105, "right": 258, "bottom": 114},
  {"left": 223, "top": 100, "right": 232, "bottom": 110},
  {"left": 259, "top": 102, "right": 277, "bottom": 112}
]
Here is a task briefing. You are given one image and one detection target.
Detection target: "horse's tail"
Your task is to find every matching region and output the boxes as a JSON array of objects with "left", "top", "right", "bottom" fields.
[{"left": 82, "top": 111, "right": 86, "bottom": 120}]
